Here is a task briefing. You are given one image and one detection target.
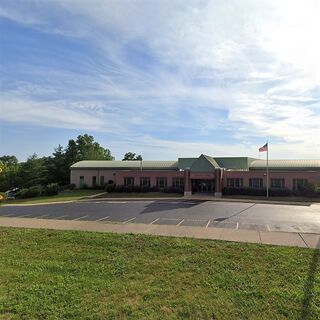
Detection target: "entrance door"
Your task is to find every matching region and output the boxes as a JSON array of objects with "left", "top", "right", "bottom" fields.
[{"left": 192, "top": 179, "right": 215, "bottom": 193}]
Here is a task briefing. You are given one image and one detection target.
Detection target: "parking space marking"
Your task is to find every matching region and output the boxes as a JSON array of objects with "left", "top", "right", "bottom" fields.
[
  {"left": 160, "top": 218, "right": 181, "bottom": 221},
  {"left": 206, "top": 220, "right": 211, "bottom": 228},
  {"left": 96, "top": 216, "right": 110, "bottom": 222},
  {"left": 122, "top": 217, "right": 136, "bottom": 224},
  {"left": 55, "top": 215, "right": 68, "bottom": 219},
  {"left": 176, "top": 219, "right": 184, "bottom": 226},
  {"left": 266, "top": 224, "right": 271, "bottom": 232},
  {"left": 74, "top": 215, "right": 88, "bottom": 221},
  {"left": 150, "top": 218, "right": 159, "bottom": 224},
  {"left": 107, "top": 201, "right": 127, "bottom": 204},
  {"left": 298, "top": 226, "right": 305, "bottom": 232},
  {"left": 37, "top": 214, "right": 49, "bottom": 218},
  {"left": 236, "top": 222, "right": 239, "bottom": 230}
]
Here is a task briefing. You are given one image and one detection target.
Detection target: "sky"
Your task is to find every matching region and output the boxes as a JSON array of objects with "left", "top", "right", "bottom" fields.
[{"left": 0, "top": 0, "right": 320, "bottom": 161}]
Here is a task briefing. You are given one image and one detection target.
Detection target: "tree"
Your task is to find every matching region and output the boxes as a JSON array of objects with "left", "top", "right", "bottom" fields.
[
  {"left": 0, "top": 155, "right": 21, "bottom": 191},
  {"left": 45, "top": 145, "right": 69, "bottom": 185},
  {"left": 18, "top": 154, "right": 48, "bottom": 188},
  {"left": 122, "top": 152, "right": 143, "bottom": 161}
]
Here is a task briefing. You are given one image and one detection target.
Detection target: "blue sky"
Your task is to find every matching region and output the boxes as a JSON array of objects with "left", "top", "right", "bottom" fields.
[{"left": 0, "top": 0, "right": 320, "bottom": 161}]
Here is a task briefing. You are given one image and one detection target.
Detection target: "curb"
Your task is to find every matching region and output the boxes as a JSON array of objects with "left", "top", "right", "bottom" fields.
[{"left": 0, "top": 217, "right": 319, "bottom": 249}]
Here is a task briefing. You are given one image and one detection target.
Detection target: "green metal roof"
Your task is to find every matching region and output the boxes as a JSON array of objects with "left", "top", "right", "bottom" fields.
[
  {"left": 178, "top": 158, "right": 197, "bottom": 169},
  {"left": 190, "top": 154, "right": 219, "bottom": 173},
  {"left": 214, "top": 157, "right": 257, "bottom": 170},
  {"left": 250, "top": 159, "right": 320, "bottom": 171},
  {"left": 71, "top": 160, "right": 178, "bottom": 170}
]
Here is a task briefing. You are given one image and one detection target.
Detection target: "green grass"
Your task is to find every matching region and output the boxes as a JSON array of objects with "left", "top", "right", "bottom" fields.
[
  {"left": 0, "top": 228, "right": 319, "bottom": 319},
  {"left": 98, "top": 192, "right": 183, "bottom": 198},
  {"left": 1, "top": 190, "right": 104, "bottom": 205}
]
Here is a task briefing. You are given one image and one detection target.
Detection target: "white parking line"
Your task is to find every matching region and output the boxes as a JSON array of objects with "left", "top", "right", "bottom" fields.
[
  {"left": 74, "top": 215, "right": 88, "bottom": 221},
  {"left": 55, "top": 215, "right": 68, "bottom": 219},
  {"left": 96, "top": 216, "right": 110, "bottom": 222},
  {"left": 266, "top": 224, "right": 271, "bottom": 232},
  {"left": 122, "top": 217, "right": 136, "bottom": 224},
  {"left": 107, "top": 201, "right": 127, "bottom": 204},
  {"left": 236, "top": 222, "right": 239, "bottom": 230},
  {"left": 206, "top": 220, "right": 211, "bottom": 228},
  {"left": 150, "top": 218, "right": 159, "bottom": 224},
  {"left": 176, "top": 219, "right": 184, "bottom": 226},
  {"left": 36, "top": 214, "right": 49, "bottom": 218},
  {"left": 298, "top": 226, "right": 305, "bottom": 232}
]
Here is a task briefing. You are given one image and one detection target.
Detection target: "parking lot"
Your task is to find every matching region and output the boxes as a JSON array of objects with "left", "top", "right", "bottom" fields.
[{"left": 1, "top": 200, "right": 320, "bottom": 233}]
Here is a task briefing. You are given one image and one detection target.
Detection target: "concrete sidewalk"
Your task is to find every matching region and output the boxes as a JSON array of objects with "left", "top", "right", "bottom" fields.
[{"left": 0, "top": 217, "right": 319, "bottom": 249}]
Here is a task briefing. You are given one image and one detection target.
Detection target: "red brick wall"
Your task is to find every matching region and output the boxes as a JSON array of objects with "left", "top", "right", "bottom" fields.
[
  {"left": 223, "top": 170, "right": 320, "bottom": 190},
  {"left": 116, "top": 170, "right": 184, "bottom": 187}
]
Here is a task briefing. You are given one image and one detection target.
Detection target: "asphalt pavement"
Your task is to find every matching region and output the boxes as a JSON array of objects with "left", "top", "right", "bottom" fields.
[{"left": 1, "top": 200, "right": 320, "bottom": 233}]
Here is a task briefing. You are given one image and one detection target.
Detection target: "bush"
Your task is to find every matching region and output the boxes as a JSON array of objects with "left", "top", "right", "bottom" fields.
[
  {"left": 16, "top": 186, "right": 40, "bottom": 199},
  {"left": 269, "top": 188, "right": 292, "bottom": 197},
  {"left": 46, "top": 183, "right": 59, "bottom": 196},
  {"left": 80, "top": 183, "right": 88, "bottom": 190},
  {"left": 293, "top": 183, "right": 318, "bottom": 197},
  {"left": 105, "top": 183, "right": 116, "bottom": 193},
  {"left": 163, "top": 187, "right": 184, "bottom": 194},
  {"left": 222, "top": 187, "right": 249, "bottom": 196}
]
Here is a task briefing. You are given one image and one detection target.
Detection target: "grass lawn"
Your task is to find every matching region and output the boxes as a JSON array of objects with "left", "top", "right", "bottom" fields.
[
  {"left": 0, "top": 228, "right": 319, "bottom": 319},
  {"left": 97, "top": 192, "right": 183, "bottom": 198},
  {"left": 1, "top": 189, "right": 105, "bottom": 205}
]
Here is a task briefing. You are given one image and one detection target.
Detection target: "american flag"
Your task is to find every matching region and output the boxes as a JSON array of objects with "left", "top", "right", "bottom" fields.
[{"left": 259, "top": 143, "right": 268, "bottom": 152}]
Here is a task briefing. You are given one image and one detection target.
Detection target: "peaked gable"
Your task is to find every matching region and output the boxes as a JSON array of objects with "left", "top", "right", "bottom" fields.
[{"left": 190, "top": 154, "right": 219, "bottom": 173}]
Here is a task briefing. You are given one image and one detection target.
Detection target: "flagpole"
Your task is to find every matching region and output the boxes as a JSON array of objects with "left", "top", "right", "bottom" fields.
[{"left": 266, "top": 140, "right": 269, "bottom": 199}]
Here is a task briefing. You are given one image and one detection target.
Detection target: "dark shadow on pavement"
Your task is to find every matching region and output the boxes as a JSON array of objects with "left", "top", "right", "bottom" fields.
[
  {"left": 140, "top": 200, "right": 204, "bottom": 214},
  {"left": 300, "top": 238, "right": 320, "bottom": 320}
]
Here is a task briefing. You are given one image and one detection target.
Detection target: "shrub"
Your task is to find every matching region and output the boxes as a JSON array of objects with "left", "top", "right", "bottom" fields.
[
  {"left": 105, "top": 183, "right": 116, "bottom": 193},
  {"left": 16, "top": 186, "right": 40, "bottom": 199},
  {"left": 222, "top": 187, "right": 248, "bottom": 196},
  {"left": 68, "top": 184, "right": 76, "bottom": 190},
  {"left": 80, "top": 183, "right": 88, "bottom": 190},
  {"left": 46, "top": 183, "right": 59, "bottom": 196},
  {"left": 269, "top": 188, "right": 292, "bottom": 197},
  {"left": 163, "top": 187, "right": 184, "bottom": 194},
  {"left": 293, "top": 183, "right": 317, "bottom": 197},
  {"left": 133, "top": 186, "right": 141, "bottom": 193}
]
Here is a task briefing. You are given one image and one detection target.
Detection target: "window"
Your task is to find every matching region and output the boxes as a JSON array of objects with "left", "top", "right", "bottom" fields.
[
  {"left": 92, "top": 176, "right": 97, "bottom": 186},
  {"left": 271, "top": 178, "right": 285, "bottom": 189},
  {"left": 100, "top": 176, "right": 105, "bottom": 186},
  {"left": 124, "top": 177, "right": 134, "bottom": 187},
  {"left": 140, "top": 177, "right": 150, "bottom": 188},
  {"left": 293, "top": 179, "right": 308, "bottom": 191},
  {"left": 227, "top": 178, "right": 243, "bottom": 188},
  {"left": 249, "top": 178, "right": 263, "bottom": 189},
  {"left": 156, "top": 177, "right": 167, "bottom": 190},
  {"left": 79, "top": 176, "right": 84, "bottom": 187},
  {"left": 172, "top": 177, "right": 184, "bottom": 191}
]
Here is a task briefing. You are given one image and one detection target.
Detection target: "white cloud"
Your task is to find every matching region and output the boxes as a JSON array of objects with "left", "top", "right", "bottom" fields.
[{"left": 1, "top": 0, "right": 320, "bottom": 159}]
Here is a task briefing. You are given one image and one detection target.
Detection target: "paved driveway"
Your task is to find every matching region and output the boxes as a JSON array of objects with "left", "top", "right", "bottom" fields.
[{"left": 0, "top": 200, "right": 320, "bottom": 233}]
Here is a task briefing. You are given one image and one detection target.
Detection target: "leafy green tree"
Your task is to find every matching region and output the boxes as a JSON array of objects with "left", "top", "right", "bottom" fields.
[
  {"left": 18, "top": 154, "right": 48, "bottom": 188},
  {"left": 0, "top": 156, "right": 21, "bottom": 191},
  {"left": 122, "top": 152, "right": 143, "bottom": 161}
]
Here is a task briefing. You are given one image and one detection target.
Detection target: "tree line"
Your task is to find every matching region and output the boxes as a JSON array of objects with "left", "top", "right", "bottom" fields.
[{"left": 0, "top": 134, "right": 142, "bottom": 192}]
